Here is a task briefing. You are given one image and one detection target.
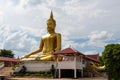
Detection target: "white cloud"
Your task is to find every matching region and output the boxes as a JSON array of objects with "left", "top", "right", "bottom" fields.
[
  {"left": 89, "top": 31, "right": 113, "bottom": 42},
  {"left": 63, "top": 0, "right": 106, "bottom": 18},
  {"left": 0, "top": 8, "right": 3, "bottom": 22},
  {"left": 87, "top": 31, "right": 113, "bottom": 47},
  {"left": 0, "top": 25, "right": 39, "bottom": 57},
  {"left": 46, "top": 0, "right": 56, "bottom": 6},
  {"left": 84, "top": 50, "right": 98, "bottom": 55}
]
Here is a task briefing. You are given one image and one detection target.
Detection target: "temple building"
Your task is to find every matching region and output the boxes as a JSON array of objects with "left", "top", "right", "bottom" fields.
[
  {"left": 0, "top": 57, "right": 20, "bottom": 67},
  {"left": 55, "top": 47, "right": 100, "bottom": 78}
]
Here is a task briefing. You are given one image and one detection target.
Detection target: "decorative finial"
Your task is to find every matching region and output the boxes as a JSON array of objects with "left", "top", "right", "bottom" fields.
[
  {"left": 47, "top": 10, "right": 56, "bottom": 25},
  {"left": 50, "top": 10, "right": 53, "bottom": 20}
]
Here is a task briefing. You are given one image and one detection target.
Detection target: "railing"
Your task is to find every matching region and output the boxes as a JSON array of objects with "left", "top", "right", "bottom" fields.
[{"left": 0, "top": 62, "right": 4, "bottom": 69}]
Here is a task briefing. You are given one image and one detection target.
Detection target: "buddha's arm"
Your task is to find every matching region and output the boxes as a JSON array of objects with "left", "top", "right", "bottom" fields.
[
  {"left": 55, "top": 33, "right": 61, "bottom": 51},
  {"left": 26, "top": 48, "right": 42, "bottom": 56},
  {"left": 22, "top": 38, "right": 44, "bottom": 58}
]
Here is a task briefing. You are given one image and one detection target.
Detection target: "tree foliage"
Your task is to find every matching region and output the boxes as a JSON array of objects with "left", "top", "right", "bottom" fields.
[
  {"left": 99, "top": 56, "right": 104, "bottom": 66},
  {"left": 0, "top": 49, "right": 14, "bottom": 58},
  {"left": 102, "top": 44, "right": 120, "bottom": 80}
]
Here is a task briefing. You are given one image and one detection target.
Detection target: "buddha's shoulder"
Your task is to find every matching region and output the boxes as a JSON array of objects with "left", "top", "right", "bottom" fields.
[
  {"left": 53, "top": 33, "right": 61, "bottom": 37},
  {"left": 42, "top": 34, "right": 48, "bottom": 38},
  {"left": 42, "top": 33, "right": 61, "bottom": 38},
  {"left": 55, "top": 33, "right": 61, "bottom": 36}
]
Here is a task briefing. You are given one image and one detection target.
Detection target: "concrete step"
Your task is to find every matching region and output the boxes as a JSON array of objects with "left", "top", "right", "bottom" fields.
[{"left": 0, "top": 67, "right": 13, "bottom": 77}]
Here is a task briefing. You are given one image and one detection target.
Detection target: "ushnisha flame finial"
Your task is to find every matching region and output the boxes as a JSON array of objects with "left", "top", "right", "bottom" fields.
[
  {"left": 50, "top": 11, "right": 53, "bottom": 20},
  {"left": 47, "top": 10, "right": 56, "bottom": 25}
]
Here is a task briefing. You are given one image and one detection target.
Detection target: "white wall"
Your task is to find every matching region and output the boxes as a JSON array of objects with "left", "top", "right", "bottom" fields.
[
  {"left": 24, "top": 62, "right": 55, "bottom": 71},
  {"left": 15, "top": 61, "right": 55, "bottom": 72},
  {"left": 57, "top": 61, "right": 75, "bottom": 69}
]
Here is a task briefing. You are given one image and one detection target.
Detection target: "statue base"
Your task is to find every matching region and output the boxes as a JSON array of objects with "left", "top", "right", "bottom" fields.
[{"left": 15, "top": 60, "right": 56, "bottom": 72}]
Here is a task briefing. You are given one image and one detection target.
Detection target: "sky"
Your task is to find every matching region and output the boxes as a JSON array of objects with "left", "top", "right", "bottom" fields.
[{"left": 0, "top": 0, "right": 120, "bottom": 58}]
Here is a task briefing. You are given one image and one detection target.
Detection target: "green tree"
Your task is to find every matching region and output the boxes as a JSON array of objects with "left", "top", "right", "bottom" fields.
[
  {"left": 0, "top": 49, "right": 14, "bottom": 58},
  {"left": 102, "top": 44, "right": 120, "bottom": 80},
  {"left": 99, "top": 56, "right": 104, "bottom": 66}
]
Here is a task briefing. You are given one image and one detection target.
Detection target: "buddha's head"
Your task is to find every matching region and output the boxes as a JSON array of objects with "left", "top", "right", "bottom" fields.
[{"left": 47, "top": 11, "right": 56, "bottom": 33}]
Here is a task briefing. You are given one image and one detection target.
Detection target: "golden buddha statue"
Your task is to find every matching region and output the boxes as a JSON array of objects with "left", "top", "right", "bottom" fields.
[{"left": 21, "top": 11, "right": 61, "bottom": 61}]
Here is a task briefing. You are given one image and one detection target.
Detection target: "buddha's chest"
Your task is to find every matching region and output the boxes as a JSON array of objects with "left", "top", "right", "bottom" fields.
[{"left": 43, "top": 34, "right": 57, "bottom": 42}]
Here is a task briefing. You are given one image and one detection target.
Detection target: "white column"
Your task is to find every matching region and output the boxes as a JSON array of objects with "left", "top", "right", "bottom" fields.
[
  {"left": 81, "top": 69, "right": 83, "bottom": 77},
  {"left": 81, "top": 55, "right": 83, "bottom": 77},
  {"left": 74, "top": 56, "right": 77, "bottom": 78},
  {"left": 59, "top": 69, "right": 61, "bottom": 78},
  {"left": 74, "top": 69, "right": 77, "bottom": 78}
]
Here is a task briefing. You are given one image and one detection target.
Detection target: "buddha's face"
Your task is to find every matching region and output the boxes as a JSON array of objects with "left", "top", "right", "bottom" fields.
[{"left": 47, "top": 20, "right": 56, "bottom": 33}]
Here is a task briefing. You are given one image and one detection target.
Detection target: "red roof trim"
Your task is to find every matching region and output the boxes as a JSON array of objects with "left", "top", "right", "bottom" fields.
[
  {"left": 0, "top": 57, "right": 20, "bottom": 62},
  {"left": 55, "top": 47, "right": 99, "bottom": 62},
  {"left": 86, "top": 54, "right": 99, "bottom": 62},
  {"left": 86, "top": 54, "right": 99, "bottom": 61},
  {"left": 55, "top": 47, "right": 85, "bottom": 56},
  {"left": 85, "top": 55, "right": 99, "bottom": 62}
]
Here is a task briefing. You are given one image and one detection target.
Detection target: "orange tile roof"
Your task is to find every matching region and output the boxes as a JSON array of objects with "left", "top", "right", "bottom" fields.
[
  {"left": 55, "top": 47, "right": 85, "bottom": 56},
  {"left": 0, "top": 57, "right": 20, "bottom": 62},
  {"left": 87, "top": 54, "right": 99, "bottom": 60},
  {"left": 85, "top": 54, "right": 99, "bottom": 62},
  {"left": 55, "top": 47, "right": 99, "bottom": 62}
]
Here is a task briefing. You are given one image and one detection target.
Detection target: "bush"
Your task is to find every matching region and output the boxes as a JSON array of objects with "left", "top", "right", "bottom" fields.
[{"left": 13, "top": 71, "right": 52, "bottom": 77}]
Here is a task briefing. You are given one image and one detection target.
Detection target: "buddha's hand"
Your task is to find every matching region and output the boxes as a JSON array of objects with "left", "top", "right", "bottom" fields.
[{"left": 21, "top": 54, "right": 30, "bottom": 59}]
